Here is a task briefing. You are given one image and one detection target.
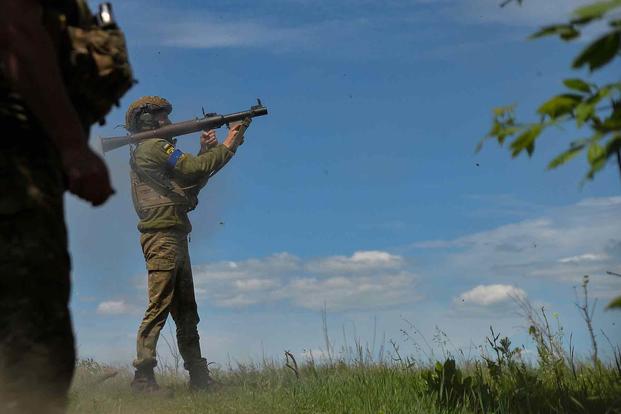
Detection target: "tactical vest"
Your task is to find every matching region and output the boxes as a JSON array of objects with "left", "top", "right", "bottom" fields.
[
  {"left": 0, "top": 1, "right": 134, "bottom": 130},
  {"left": 129, "top": 146, "right": 198, "bottom": 217},
  {"left": 43, "top": 0, "right": 135, "bottom": 128}
]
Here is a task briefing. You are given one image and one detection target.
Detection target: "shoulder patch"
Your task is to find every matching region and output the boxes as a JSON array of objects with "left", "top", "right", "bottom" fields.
[
  {"left": 163, "top": 143, "right": 175, "bottom": 155},
  {"left": 166, "top": 149, "right": 185, "bottom": 169}
]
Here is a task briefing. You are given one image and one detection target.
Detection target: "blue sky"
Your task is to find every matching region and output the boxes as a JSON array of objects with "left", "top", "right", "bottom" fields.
[{"left": 68, "top": 0, "right": 620, "bottom": 367}]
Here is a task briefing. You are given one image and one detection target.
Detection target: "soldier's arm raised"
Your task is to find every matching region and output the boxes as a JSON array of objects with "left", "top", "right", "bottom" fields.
[
  {"left": 0, "top": 0, "right": 113, "bottom": 206},
  {"left": 167, "top": 124, "right": 244, "bottom": 180},
  {"left": 170, "top": 145, "right": 234, "bottom": 181}
]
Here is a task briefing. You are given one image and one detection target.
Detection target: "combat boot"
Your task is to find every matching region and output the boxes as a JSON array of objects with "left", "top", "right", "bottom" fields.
[
  {"left": 187, "top": 359, "right": 216, "bottom": 391},
  {"left": 130, "top": 366, "right": 160, "bottom": 393}
]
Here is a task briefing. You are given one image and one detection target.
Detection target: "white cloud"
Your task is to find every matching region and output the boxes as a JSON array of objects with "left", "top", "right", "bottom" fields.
[
  {"left": 307, "top": 250, "right": 404, "bottom": 274},
  {"left": 97, "top": 300, "right": 134, "bottom": 316},
  {"left": 190, "top": 250, "right": 418, "bottom": 311},
  {"left": 456, "top": 284, "right": 526, "bottom": 306},
  {"left": 558, "top": 253, "right": 608, "bottom": 264},
  {"left": 234, "top": 278, "right": 279, "bottom": 291},
  {"left": 413, "top": 218, "right": 555, "bottom": 250},
  {"left": 156, "top": 20, "right": 314, "bottom": 49},
  {"left": 577, "top": 196, "right": 621, "bottom": 208},
  {"left": 285, "top": 272, "right": 416, "bottom": 311},
  {"left": 110, "top": 0, "right": 617, "bottom": 60},
  {"left": 411, "top": 196, "right": 621, "bottom": 303},
  {"left": 215, "top": 294, "right": 261, "bottom": 308},
  {"left": 413, "top": 196, "right": 621, "bottom": 278},
  {"left": 125, "top": 4, "right": 370, "bottom": 51}
]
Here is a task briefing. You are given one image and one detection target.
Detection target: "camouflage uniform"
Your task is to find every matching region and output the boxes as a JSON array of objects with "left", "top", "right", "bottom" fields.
[
  {"left": 0, "top": 28, "right": 71, "bottom": 414},
  {"left": 0, "top": 113, "right": 74, "bottom": 413},
  {"left": 1, "top": 1, "right": 133, "bottom": 411},
  {"left": 128, "top": 97, "right": 234, "bottom": 389}
]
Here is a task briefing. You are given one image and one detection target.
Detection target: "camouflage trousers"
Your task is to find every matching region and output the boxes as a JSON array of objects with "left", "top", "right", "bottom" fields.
[
  {"left": 134, "top": 230, "right": 205, "bottom": 370},
  {"left": 0, "top": 142, "right": 75, "bottom": 414}
]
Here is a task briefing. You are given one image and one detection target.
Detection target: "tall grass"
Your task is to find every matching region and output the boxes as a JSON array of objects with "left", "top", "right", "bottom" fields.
[{"left": 69, "top": 281, "right": 621, "bottom": 414}]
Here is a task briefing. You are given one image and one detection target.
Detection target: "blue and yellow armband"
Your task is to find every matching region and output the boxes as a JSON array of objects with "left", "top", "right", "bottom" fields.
[{"left": 163, "top": 143, "right": 185, "bottom": 169}]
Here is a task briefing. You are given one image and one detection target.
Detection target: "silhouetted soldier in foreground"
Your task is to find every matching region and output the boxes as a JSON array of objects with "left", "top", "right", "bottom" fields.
[{"left": 0, "top": 1, "right": 132, "bottom": 412}]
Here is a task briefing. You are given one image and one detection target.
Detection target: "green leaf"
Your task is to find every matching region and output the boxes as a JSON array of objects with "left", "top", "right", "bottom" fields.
[
  {"left": 587, "top": 84, "right": 613, "bottom": 104},
  {"left": 482, "top": 106, "right": 522, "bottom": 151},
  {"left": 573, "top": 31, "right": 621, "bottom": 71},
  {"left": 547, "top": 144, "right": 585, "bottom": 169},
  {"left": 560, "top": 28, "right": 582, "bottom": 41},
  {"left": 498, "top": 128, "right": 520, "bottom": 145},
  {"left": 587, "top": 142, "right": 606, "bottom": 164},
  {"left": 607, "top": 295, "right": 621, "bottom": 309},
  {"left": 563, "top": 78, "right": 592, "bottom": 93},
  {"left": 493, "top": 105, "right": 515, "bottom": 117},
  {"left": 573, "top": 84, "right": 615, "bottom": 127},
  {"left": 494, "top": 124, "right": 521, "bottom": 142},
  {"left": 510, "top": 124, "right": 543, "bottom": 157},
  {"left": 537, "top": 94, "right": 583, "bottom": 118},
  {"left": 600, "top": 114, "right": 621, "bottom": 131},
  {"left": 572, "top": 0, "right": 621, "bottom": 21},
  {"left": 574, "top": 102, "right": 595, "bottom": 127},
  {"left": 594, "top": 84, "right": 613, "bottom": 99},
  {"left": 478, "top": 122, "right": 519, "bottom": 152},
  {"left": 530, "top": 24, "right": 580, "bottom": 41},
  {"left": 585, "top": 141, "right": 607, "bottom": 179},
  {"left": 601, "top": 104, "right": 621, "bottom": 129}
]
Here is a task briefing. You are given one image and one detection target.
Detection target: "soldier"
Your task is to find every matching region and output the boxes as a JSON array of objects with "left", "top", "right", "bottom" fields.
[
  {"left": 126, "top": 96, "right": 245, "bottom": 392},
  {"left": 0, "top": 0, "right": 132, "bottom": 413}
]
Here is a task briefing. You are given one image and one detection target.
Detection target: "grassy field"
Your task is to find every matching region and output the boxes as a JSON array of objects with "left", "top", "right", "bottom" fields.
[
  {"left": 69, "top": 353, "right": 620, "bottom": 414},
  {"left": 69, "top": 279, "right": 620, "bottom": 414},
  {"left": 69, "top": 305, "right": 621, "bottom": 413}
]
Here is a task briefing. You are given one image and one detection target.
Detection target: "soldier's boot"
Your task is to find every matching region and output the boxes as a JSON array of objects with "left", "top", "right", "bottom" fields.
[
  {"left": 187, "top": 359, "right": 215, "bottom": 391},
  {"left": 130, "top": 366, "right": 160, "bottom": 393}
]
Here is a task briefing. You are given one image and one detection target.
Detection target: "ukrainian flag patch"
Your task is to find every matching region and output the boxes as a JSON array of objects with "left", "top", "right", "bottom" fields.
[
  {"left": 166, "top": 149, "right": 185, "bottom": 168},
  {"left": 163, "top": 143, "right": 175, "bottom": 155}
]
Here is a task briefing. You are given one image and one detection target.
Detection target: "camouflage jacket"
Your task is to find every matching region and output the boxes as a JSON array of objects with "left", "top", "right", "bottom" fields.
[{"left": 130, "top": 138, "right": 233, "bottom": 234}]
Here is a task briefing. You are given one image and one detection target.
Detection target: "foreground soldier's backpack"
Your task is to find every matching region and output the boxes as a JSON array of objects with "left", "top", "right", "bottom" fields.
[{"left": 44, "top": 0, "right": 135, "bottom": 128}]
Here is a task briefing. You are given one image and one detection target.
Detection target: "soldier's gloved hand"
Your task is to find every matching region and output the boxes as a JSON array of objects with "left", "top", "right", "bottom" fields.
[
  {"left": 200, "top": 129, "right": 218, "bottom": 151},
  {"left": 61, "top": 145, "right": 115, "bottom": 206}
]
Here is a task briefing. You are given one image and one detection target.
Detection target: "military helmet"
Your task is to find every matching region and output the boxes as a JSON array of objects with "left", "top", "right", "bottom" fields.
[{"left": 125, "top": 96, "right": 172, "bottom": 133}]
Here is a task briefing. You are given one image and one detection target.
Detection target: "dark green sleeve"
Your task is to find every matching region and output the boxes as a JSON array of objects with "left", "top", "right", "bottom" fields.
[
  {"left": 134, "top": 139, "right": 170, "bottom": 169},
  {"left": 172, "top": 144, "right": 233, "bottom": 181}
]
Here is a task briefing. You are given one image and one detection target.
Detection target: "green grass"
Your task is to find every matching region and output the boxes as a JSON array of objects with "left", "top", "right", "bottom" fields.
[
  {"left": 69, "top": 281, "right": 621, "bottom": 413},
  {"left": 68, "top": 353, "right": 621, "bottom": 414},
  {"left": 69, "top": 362, "right": 464, "bottom": 414}
]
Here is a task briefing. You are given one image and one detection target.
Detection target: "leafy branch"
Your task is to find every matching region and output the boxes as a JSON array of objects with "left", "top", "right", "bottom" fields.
[
  {"left": 480, "top": 1, "right": 621, "bottom": 183},
  {"left": 481, "top": 1, "right": 621, "bottom": 310}
]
